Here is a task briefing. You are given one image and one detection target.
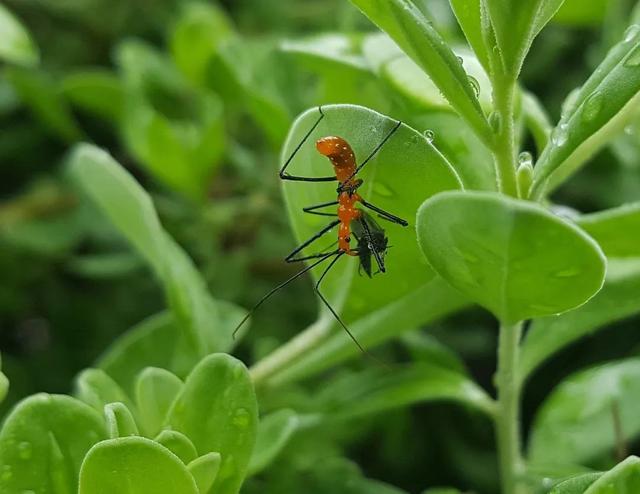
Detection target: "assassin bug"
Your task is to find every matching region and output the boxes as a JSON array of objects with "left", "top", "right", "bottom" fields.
[{"left": 234, "top": 107, "right": 407, "bottom": 352}]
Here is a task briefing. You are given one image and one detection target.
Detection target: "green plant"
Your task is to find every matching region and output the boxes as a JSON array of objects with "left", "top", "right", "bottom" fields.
[{"left": 2, "top": 1, "right": 640, "bottom": 493}]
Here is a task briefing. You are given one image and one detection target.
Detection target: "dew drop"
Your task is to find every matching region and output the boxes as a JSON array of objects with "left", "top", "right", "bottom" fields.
[
  {"left": 489, "top": 112, "right": 502, "bottom": 134},
  {"left": 18, "top": 442, "right": 32, "bottom": 460},
  {"left": 554, "top": 268, "right": 581, "bottom": 278},
  {"left": 624, "top": 124, "right": 636, "bottom": 135},
  {"left": 624, "top": 24, "right": 640, "bottom": 43},
  {"left": 232, "top": 408, "right": 250, "bottom": 429},
  {"left": 517, "top": 151, "right": 533, "bottom": 168},
  {"left": 468, "top": 75, "right": 480, "bottom": 97},
  {"left": 551, "top": 123, "right": 569, "bottom": 147},
  {"left": 423, "top": 129, "right": 435, "bottom": 143},
  {"left": 456, "top": 55, "right": 463, "bottom": 64},
  {"left": 624, "top": 45, "right": 640, "bottom": 67},
  {"left": 582, "top": 92, "right": 603, "bottom": 122}
]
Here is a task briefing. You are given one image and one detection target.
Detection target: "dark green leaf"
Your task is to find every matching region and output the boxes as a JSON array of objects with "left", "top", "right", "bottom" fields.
[{"left": 577, "top": 203, "right": 640, "bottom": 258}]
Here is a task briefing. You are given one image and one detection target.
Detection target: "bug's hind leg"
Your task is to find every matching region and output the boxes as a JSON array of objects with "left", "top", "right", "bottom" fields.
[{"left": 285, "top": 219, "right": 341, "bottom": 263}]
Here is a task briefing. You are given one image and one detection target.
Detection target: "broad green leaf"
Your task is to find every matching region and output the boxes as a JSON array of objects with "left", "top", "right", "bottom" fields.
[
  {"left": 135, "top": 367, "right": 183, "bottom": 437},
  {"left": 188, "top": 453, "right": 221, "bottom": 494},
  {"left": 155, "top": 430, "right": 198, "bottom": 464},
  {"left": 583, "top": 457, "right": 640, "bottom": 493},
  {"left": 529, "top": 360, "right": 640, "bottom": 465},
  {"left": 577, "top": 202, "right": 640, "bottom": 258},
  {"left": 319, "top": 364, "right": 495, "bottom": 420},
  {"left": 549, "top": 473, "right": 602, "bottom": 494},
  {"left": 249, "top": 409, "right": 299, "bottom": 475},
  {"left": 68, "top": 145, "right": 244, "bottom": 360},
  {"left": 448, "top": 0, "right": 491, "bottom": 71},
  {"left": 520, "top": 260, "right": 640, "bottom": 380},
  {"left": 553, "top": 0, "right": 608, "bottom": 26},
  {"left": 78, "top": 437, "right": 199, "bottom": 494},
  {"left": 6, "top": 67, "right": 82, "bottom": 142},
  {"left": 485, "top": 0, "right": 565, "bottom": 76},
  {"left": 0, "top": 394, "right": 107, "bottom": 494},
  {"left": 281, "top": 33, "right": 369, "bottom": 73},
  {"left": 0, "top": 4, "right": 39, "bottom": 66},
  {"left": 257, "top": 277, "right": 468, "bottom": 387},
  {"left": 349, "top": 0, "right": 492, "bottom": 144},
  {"left": 170, "top": 2, "right": 234, "bottom": 85},
  {"left": 75, "top": 368, "right": 134, "bottom": 414},
  {"left": 105, "top": 402, "right": 139, "bottom": 438},
  {"left": 532, "top": 26, "right": 640, "bottom": 197},
  {"left": 417, "top": 191, "right": 606, "bottom": 323},
  {"left": 167, "top": 354, "right": 258, "bottom": 494},
  {"left": 62, "top": 70, "right": 124, "bottom": 122}
]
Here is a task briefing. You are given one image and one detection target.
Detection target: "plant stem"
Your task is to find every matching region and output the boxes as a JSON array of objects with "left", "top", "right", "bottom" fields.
[
  {"left": 492, "top": 76, "right": 519, "bottom": 197},
  {"left": 495, "top": 320, "right": 525, "bottom": 494}
]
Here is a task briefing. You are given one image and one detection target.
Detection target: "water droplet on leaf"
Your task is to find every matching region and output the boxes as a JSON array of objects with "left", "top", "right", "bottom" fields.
[
  {"left": 624, "top": 24, "right": 640, "bottom": 43},
  {"left": 232, "top": 408, "right": 251, "bottom": 429},
  {"left": 551, "top": 123, "right": 569, "bottom": 147},
  {"left": 518, "top": 152, "right": 533, "bottom": 167},
  {"left": 467, "top": 76, "right": 480, "bottom": 97},
  {"left": 489, "top": 112, "right": 502, "bottom": 134},
  {"left": 423, "top": 129, "right": 434, "bottom": 143},
  {"left": 554, "top": 268, "right": 581, "bottom": 278},
  {"left": 582, "top": 92, "right": 603, "bottom": 122},
  {"left": 624, "top": 45, "right": 640, "bottom": 67}
]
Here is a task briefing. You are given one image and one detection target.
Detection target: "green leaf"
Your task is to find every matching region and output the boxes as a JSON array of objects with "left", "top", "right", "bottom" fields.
[
  {"left": 249, "top": 409, "right": 299, "bottom": 475},
  {"left": 349, "top": 0, "right": 492, "bottom": 144},
  {"left": 170, "top": 2, "right": 234, "bottom": 86},
  {"left": 167, "top": 354, "right": 258, "bottom": 494},
  {"left": 583, "top": 457, "right": 640, "bottom": 493},
  {"left": 62, "top": 70, "right": 125, "bottom": 122},
  {"left": 485, "top": 0, "right": 565, "bottom": 76},
  {"left": 417, "top": 191, "right": 606, "bottom": 323},
  {"left": 78, "top": 437, "right": 199, "bottom": 494},
  {"left": 6, "top": 67, "right": 82, "bottom": 142},
  {"left": 155, "top": 430, "right": 198, "bottom": 464},
  {"left": 448, "top": 0, "right": 491, "bottom": 71},
  {"left": 188, "top": 453, "right": 221, "bottom": 494},
  {"left": 529, "top": 360, "right": 640, "bottom": 465},
  {"left": 549, "top": 473, "right": 602, "bottom": 494},
  {"left": 0, "top": 394, "right": 107, "bottom": 494},
  {"left": 553, "top": 0, "right": 608, "bottom": 26},
  {"left": 75, "top": 368, "right": 135, "bottom": 414},
  {"left": 577, "top": 202, "right": 640, "bottom": 258},
  {"left": 68, "top": 144, "right": 244, "bottom": 360},
  {"left": 105, "top": 402, "right": 139, "bottom": 438},
  {"left": 281, "top": 33, "right": 369, "bottom": 73},
  {"left": 0, "top": 4, "right": 39, "bottom": 66},
  {"left": 135, "top": 367, "right": 183, "bottom": 437},
  {"left": 532, "top": 26, "right": 640, "bottom": 197},
  {"left": 520, "top": 260, "right": 640, "bottom": 380},
  {"left": 320, "top": 363, "right": 495, "bottom": 420},
  {"left": 401, "top": 332, "right": 466, "bottom": 373}
]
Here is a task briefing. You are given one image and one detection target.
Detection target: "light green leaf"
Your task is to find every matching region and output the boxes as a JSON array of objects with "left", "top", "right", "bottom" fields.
[
  {"left": 6, "top": 67, "right": 82, "bottom": 142},
  {"left": 417, "top": 191, "right": 606, "bottom": 323},
  {"left": 281, "top": 33, "right": 369, "bottom": 72},
  {"left": 485, "top": 0, "right": 565, "bottom": 76},
  {"left": 577, "top": 202, "right": 640, "bottom": 258},
  {"left": 167, "top": 354, "right": 258, "bottom": 494},
  {"left": 349, "top": 0, "right": 492, "bottom": 144},
  {"left": 0, "top": 4, "right": 39, "bottom": 66},
  {"left": 532, "top": 26, "right": 640, "bottom": 197},
  {"left": 529, "top": 360, "right": 640, "bottom": 465},
  {"left": 320, "top": 364, "right": 495, "bottom": 420},
  {"left": 188, "top": 453, "right": 221, "bottom": 494},
  {"left": 0, "top": 394, "right": 107, "bottom": 494},
  {"left": 0, "top": 353, "right": 8, "bottom": 404},
  {"left": 68, "top": 145, "right": 244, "bottom": 360},
  {"left": 170, "top": 2, "right": 234, "bottom": 85},
  {"left": 78, "top": 437, "right": 199, "bottom": 494},
  {"left": 249, "top": 409, "right": 299, "bottom": 475},
  {"left": 75, "top": 368, "right": 134, "bottom": 414},
  {"left": 583, "top": 457, "right": 640, "bottom": 493},
  {"left": 155, "top": 430, "right": 198, "bottom": 464},
  {"left": 520, "top": 260, "right": 640, "bottom": 380},
  {"left": 105, "top": 402, "right": 139, "bottom": 438},
  {"left": 448, "top": 0, "right": 491, "bottom": 71},
  {"left": 136, "top": 367, "right": 183, "bottom": 437},
  {"left": 62, "top": 70, "right": 124, "bottom": 122},
  {"left": 549, "top": 473, "right": 602, "bottom": 494}
]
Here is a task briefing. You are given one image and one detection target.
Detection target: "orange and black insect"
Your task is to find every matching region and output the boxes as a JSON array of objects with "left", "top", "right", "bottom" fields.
[{"left": 234, "top": 107, "right": 407, "bottom": 352}]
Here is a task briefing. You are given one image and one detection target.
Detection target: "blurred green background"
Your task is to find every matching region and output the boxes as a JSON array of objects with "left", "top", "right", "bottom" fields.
[{"left": 1, "top": 0, "right": 640, "bottom": 491}]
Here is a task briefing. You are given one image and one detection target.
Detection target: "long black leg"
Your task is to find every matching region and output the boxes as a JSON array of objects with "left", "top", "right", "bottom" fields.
[
  {"left": 280, "top": 106, "right": 337, "bottom": 183},
  {"left": 285, "top": 219, "right": 340, "bottom": 263},
  {"left": 360, "top": 199, "right": 408, "bottom": 226},
  {"left": 313, "top": 252, "right": 369, "bottom": 355},
  {"left": 359, "top": 216, "right": 386, "bottom": 273},
  {"left": 303, "top": 200, "right": 339, "bottom": 217},
  {"left": 233, "top": 250, "right": 340, "bottom": 338},
  {"left": 339, "top": 120, "right": 402, "bottom": 187}
]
